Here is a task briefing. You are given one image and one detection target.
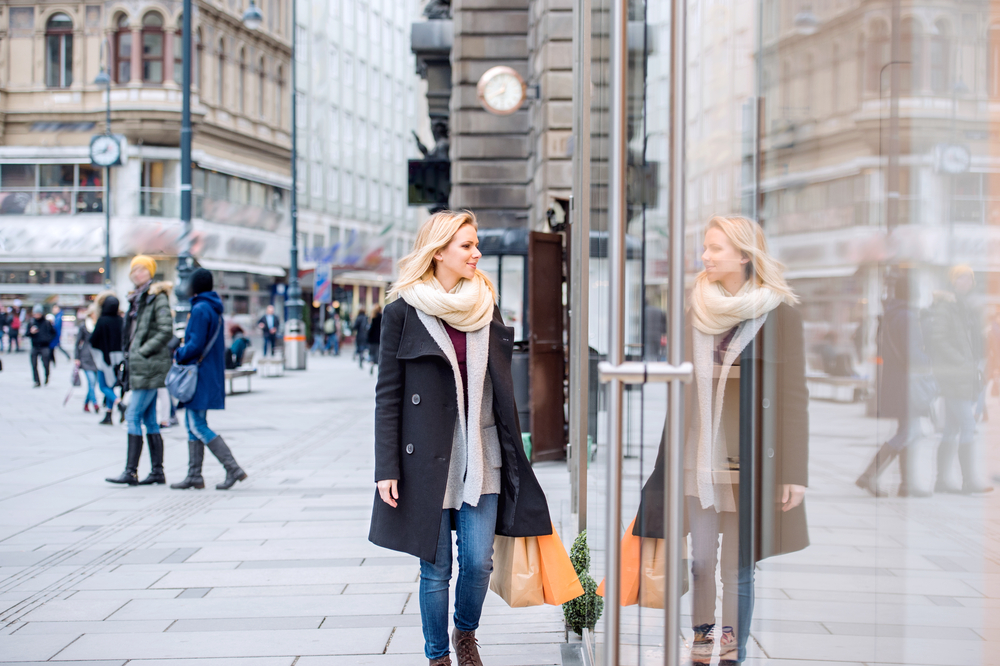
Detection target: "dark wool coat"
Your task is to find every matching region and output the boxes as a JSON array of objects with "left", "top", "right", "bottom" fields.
[
  {"left": 369, "top": 299, "right": 553, "bottom": 562},
  {"left": 634, "top": 302, "right": 810, "bottom": 563},
  {"left": 90, "top": 297, "right": 123, "bottom": 366},
  {"left": 125, "top": 282, "right": 174, "bottom": 390},
  {"left": 175, "top": 291, "right": 226, "bottom": 411},
  {"left": 877, "top": 298, "right": 931, "bottom": 420},
  {"left": 925, "top": 292, "right": 984, "bottom": 400}
]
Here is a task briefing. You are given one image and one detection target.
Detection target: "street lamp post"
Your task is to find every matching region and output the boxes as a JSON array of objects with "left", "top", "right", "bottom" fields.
[
  {"left": 175, "top": 0, "right": 195, "bottom": 327},
  {"left": 94, "top": 66, "right": 112, "bottom": 288},
  {"left": 244, "top": 0, "right": 304, "bottom": 369}
]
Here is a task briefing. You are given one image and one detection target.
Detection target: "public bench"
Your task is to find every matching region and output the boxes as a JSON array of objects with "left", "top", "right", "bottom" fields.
[
  {"left": 225, "top": 348, "right": 257, "bottom": 394},
  {"left": 806, "top": 372, "right": 869, "bottom": 403}
]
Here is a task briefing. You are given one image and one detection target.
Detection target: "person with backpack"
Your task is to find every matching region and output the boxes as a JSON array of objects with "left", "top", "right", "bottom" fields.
[
  {"left": 7, "top": 307, "right": 22, "bottom": 353},
  {"left": 170, "top": 269, "right": 248, "bottom": 491},
  {"left": 106, "top": 255, "right": 174, "bottom": 486}
]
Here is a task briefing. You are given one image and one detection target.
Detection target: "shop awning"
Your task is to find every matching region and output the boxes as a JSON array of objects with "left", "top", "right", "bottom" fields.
[{"left": 197, "top": 259, "right": 287, "bottom": 277}]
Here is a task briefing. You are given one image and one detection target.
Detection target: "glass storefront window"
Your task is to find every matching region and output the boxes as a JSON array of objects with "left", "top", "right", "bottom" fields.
[{"left": 0, "top": 165, "right": 103, "bottom": 215}]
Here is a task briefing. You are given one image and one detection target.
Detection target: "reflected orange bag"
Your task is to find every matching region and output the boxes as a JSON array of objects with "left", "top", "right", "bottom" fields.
[
  {"left": 537, "top": 524, "right": 585, "bottom": 605},
  {"left": 596, "top": 517, "right": 687, "bottom": 607},
  {"left": 596, "top": 517, "right": 642, "bottom": 605}
]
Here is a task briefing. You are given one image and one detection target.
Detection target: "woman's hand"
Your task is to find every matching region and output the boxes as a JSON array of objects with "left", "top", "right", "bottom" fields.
[
  {"left": 75, "top": 359, "right": 81, "bottom": 367},
  {"left": 377, "top": 479, "right": 399, "bottom": 508},
  {"left": 781, "top": 484, "right": 805, "bottom": 512}
]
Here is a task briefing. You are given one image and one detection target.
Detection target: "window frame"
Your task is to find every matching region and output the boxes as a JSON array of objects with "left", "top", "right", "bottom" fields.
[
  {"left": 45, "top": 13, "right": 74, "bottom": 89},
  {"left": 141, "top": 12, "right": 166, "bottom": 84}
]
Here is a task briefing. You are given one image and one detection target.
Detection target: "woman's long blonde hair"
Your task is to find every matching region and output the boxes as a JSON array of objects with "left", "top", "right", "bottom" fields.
[
  {"left": 698, "top": 215, "right": 799, "bottom": 303},
  {"left": 388, "top": 210, "right": 497, "bottom": 301}
]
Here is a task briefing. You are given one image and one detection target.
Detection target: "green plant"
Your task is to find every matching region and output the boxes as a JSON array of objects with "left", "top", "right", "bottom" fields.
[{"left": 562, "top": 529, "right": 603, "bottom": 636}]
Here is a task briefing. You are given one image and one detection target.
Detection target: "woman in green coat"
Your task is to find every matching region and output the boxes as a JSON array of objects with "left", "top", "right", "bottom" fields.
[{"left": 106, "top": 255, "right": 175, "bottom": 487}]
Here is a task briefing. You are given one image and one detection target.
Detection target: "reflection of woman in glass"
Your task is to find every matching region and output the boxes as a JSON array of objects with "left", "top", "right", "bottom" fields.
[{"left": 636, "top": 216, "right": 809, "bottom": 665}]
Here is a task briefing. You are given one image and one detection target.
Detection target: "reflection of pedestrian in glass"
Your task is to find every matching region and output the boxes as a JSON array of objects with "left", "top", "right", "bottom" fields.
[
  {"left": 635, "top": 216, "right": 809, "bottom": 666},
  {"left": 925, "top": 265, "right": 990, "bottom": 494},
  {"left": 856, "top": 273, "right": 931, "bottom": 497},
  {"left": 367, "top": 306, "right": 382, "bottom": 375},
  {"left": 354, "top": 309, "right": 370, "bottom": 368},
  {"left": 645, "top": 300, "right": 667, "bottom": 361},
  {"left": 987, "top": 310, "right": 1000, "bottom": 402}
]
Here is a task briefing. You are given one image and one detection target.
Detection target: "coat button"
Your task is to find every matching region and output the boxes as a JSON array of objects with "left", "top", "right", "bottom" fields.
[
  {"left": 406, "top": 443, "right": 414, "bottom": 455},
  {"left": 762, "top": 398, "right": 770, "bottom": 409},
  {"left": 411, "top": 394, "right": 421, "bottom": 405},
  {"left": 767, "top": 447, "right": 774, "bottom": 458}
]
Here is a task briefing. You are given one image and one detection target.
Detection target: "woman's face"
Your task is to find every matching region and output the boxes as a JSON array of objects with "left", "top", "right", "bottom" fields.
[
  {"left": 130, "top": 265, "right": 151, "bottom": 286},
  {"left": 434, "top": 224, "right": 482, "bottom": 283},
  {"left": 701, "top": 226, "right": 748, "bottom": 285}
]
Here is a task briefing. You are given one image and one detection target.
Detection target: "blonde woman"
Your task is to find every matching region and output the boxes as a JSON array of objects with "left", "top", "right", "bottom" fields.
[
  {"left": 634, "top": 216, "right": 809, "bottom": 665},
  {"left": 369, "top": 210, "right": 552, "bottom": 666}
]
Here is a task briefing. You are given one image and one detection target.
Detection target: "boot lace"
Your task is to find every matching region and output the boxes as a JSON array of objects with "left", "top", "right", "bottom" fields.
[{"left": 453, "top": 631, "right": 480, "bottom": 666}]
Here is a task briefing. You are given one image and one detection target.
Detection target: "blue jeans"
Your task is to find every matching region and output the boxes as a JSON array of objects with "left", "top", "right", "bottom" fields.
[
  {"left": 83, "top": 369, "right": 98, "bottom": 406},
  {"left": 263, "top": 334, "right": 276, "bottom": 356},
  {"left": 96, "top": 371, "right": 117, "bottom": 408},
  {"left": 126, "top": 388, "right": 159, "bottom": 436},
  {"left": 186, "top": 409, "right": 218, "bottom": 444},
  {"left": 419, "top": 494, "right": 498, "bottom": 661},
  {"left": 942, "top": 397, "right": 976, "bottom": 446}
]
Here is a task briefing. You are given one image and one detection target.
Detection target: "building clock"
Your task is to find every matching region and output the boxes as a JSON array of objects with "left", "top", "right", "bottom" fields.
[
  {"left": 89, "top": 134, "right": 122, "bottom": 167},
  {"left": 476, "top": 66, "right": 527, "bottom": 116}
]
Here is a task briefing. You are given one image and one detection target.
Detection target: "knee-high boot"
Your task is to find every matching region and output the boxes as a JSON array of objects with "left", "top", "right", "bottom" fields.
[
  {"left": 171, "top": 440, "right": 206, "bottom": 489},
  {"left": 138, "top": 433, "right": 166, "bottom": 485},
  {"left": 204, "top": 436, "right": 247, "bottom": 490},
  {"left": 935, "top": 438, "right": 962, "bottom": 493},
  {"left": 855, "top": 442, "right": 898, "bottom": 496},
  {"left": 106, "top": 434, "right": 143, "bottom": 485},
  {"left": 959, "top": 440, "right": 994, "bottom": 494}
]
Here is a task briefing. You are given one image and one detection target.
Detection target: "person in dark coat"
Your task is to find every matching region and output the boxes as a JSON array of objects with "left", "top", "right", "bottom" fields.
[
  {"left": 366, "top": 306, "right": 382, "bottom": 375},
  {"left": 257, "top": 305, "right": 281, "bottom": 356},
  {"left": 633, "top": 216, "right": 808, "bottom": 666},
  {"left": 90, "top": 293, "right": 124, "bottom": 424},
  {"left": 353, "top": 309, "right": 370, "bottom": 368},
  {"left": 924, "top": 264, "right": 990, "bottom": 493},
  {"left": 49, "top": 304, "right": 71, "bottom": 363},
  {"left": 369, "top": 211, "right": 552, "bottom": 666},
  {"left": 74, "top": 305, "right": 101, "bottom": 413},
  {"left": 26, "top": 304, "right": 56, "bottom": 387},
  {"left": 856, "top": 274, "right": 932, "bottom": 497},
  {"left": 170, "top": 268, "right": 248, "bottom": 491}
]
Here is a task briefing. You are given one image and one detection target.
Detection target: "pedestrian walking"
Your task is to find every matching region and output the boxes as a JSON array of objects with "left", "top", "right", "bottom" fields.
[
  {"left": 49, "top": 304, "right": 72, "bottom": 364},
  {"left": 106, "top": 255, "right": 174, "bottom": 486},
  {"left": 257, "top": 305, "right": 281, "bottom": 356},
  {"left": 924, "top": 264, "right": 991, "bottom": 494},
  {"left": 1, "top": 307, "right": 9, "bottom": 352},
  {"left": 855, "top": 273, "right": 932, "bottom": 497},
  {"left": 633, "top": 216, "right": 809, "bottom": 666},
  {"left": 27, "top": 304, "right": 56, "bottom": 387},
  {"left": 353, "top": 309, "right": 369, "bottom": 367},
  {"left": 90, "top": 293, "right": 124, "bottom": 425},
  {"left": 323, "top": 311, "right": 341, "bottom": 355},
  {"left": 6, "top": 307, "right": 22, "bottom": 353},
  {"left": 369, "top": 210, "right": 553, "bottom": 666},
  {"left": 74, "top": 305, "right": 101, "bottom": 413},
  {"left": 367, "top": 306, "right": 382, "bottom": 375},
  {"left": 170, "top": 268, "right": 248, "bottom": 491}
]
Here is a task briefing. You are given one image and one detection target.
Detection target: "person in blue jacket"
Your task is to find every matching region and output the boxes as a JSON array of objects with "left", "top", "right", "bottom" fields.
[{"left": 170, "top": 268, "right": 248, "bottom": 491}]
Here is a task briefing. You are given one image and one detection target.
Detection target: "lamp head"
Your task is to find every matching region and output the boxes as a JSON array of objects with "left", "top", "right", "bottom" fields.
[
  {"left": 94, "top": 69, "right": 111, "bottom": 86},
  {"left": 242, "top": 1, "right": 263, "bottom": 30}
]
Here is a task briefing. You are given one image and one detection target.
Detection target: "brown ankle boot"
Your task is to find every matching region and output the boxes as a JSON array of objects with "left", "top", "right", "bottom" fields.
[
  {"left": 452, "top": 628, "right": 482, "bottom": 666},
  {"left": 429, "top": 656, "right": 452, "bottom": 666}
]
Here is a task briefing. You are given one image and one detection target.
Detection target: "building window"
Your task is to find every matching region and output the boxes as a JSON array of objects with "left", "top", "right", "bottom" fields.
[
  {"left": 141, "top": 12, "right": 165, "bottom": 84},
  {"left": 195, "top": 28, "right": 203, "bottom": 89},
  {"left": 990, "top": 26, "right": 1000, "bottom": 98},
  {"left": 115, "top": 14, "right": 132, "bottom": 83},
  {"left": 276, "top": 66, "right": 284, "bottom": 125},
  {"left": 173, "top": 17, "right": 183, "bottom": 84},
  {"left": 900, "top": 18, "right": 922, "bottom": 93},
  {"left": 342, "top": 171, "right": 352, "bottom": 204},
  {"left": 45, "top": 13, "right": 73, "bottom": 88},
  {"left": 358, "top": 60, "right": 367, "bottom": 93},
  {"left": 139, "top": 160, "right": 178, "bottom": 217},
  {"left": 258, "top": 58, "right": 266, "bottom": 119},
  {"left": 217, "top": 40, "right": 225, "bottom": 105},
  {"left": 344, "top": 55, "right": 353, "bottom": 85},
  {"left": 311, "top": 162, "right": 323, "bottom": 197},
  {"left": 0, "top": 164, "right": 104, "bottom": 215},
  {"left": 930, "top": 20, "right": 951, "bottom": 94},
  {"left": 865, "top": 21, "right": 889, "bottom": 93},
  {"left": 327, "top": 168, "right": 338, "bottom": 202},
  {"left": 239, "top": 48, "right": 247, "bottom": 114}
]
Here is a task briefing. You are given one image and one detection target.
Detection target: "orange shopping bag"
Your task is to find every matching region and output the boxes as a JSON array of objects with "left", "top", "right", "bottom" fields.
[
  {"left": 596, "top": 517, "right": 642, "bottom": 605},
  {"left": 490, "top": 534, "right": 544, "bottom": 607},
  {"left": 537, "top": 523, "right": 585, "bottom": 605}
]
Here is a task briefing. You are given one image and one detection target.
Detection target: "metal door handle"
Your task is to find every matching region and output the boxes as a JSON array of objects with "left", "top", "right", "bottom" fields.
[{"left": 597, "top": 361, "right": 693, "bottom": 384}]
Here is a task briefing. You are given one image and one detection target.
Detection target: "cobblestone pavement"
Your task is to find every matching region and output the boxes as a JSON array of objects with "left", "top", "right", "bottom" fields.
[{"left": 0, "top": 350, "right": 574, "bottom": 665}]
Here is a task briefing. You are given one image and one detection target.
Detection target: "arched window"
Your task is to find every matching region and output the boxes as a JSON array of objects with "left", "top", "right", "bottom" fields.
[
  {"left": 258, "top": 57, "right": 266, "bottom": 119},
  {"left": 831, "top": 44, "right": 840, "bottom": 113},
  {"left": 865, "top": 21, "right": 889, "bottom": 93},
  {"left": 217, "top": 40, "right": 225, "bottom": 104},
  {"left": 900, "top": 18, "right": 923, "bottom": 93},
  {"left": 275, "top": 65, "right": 284, "bottom": 125},
  {"left": 141, "top": 12, "right": 165, "bottom": 83},
  {"left": 173, "top": 14, "right": 184, "bottom": 85},
  {"left": 45, "top": 13, "right": 73, "bottom": 88},
  {"left": 239, "top": 48, "right": 247, "bottom": 114},
  {"left": 114, "top": 14, "right": 131, "bottom": 83},
  {"left": 930, "top": 19, "right": 951, "bottom": 94}
]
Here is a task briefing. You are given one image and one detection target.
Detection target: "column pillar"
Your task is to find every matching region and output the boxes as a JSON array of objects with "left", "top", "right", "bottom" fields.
[{"left": 130, "top": 27, "right": 142, "bottom": 83}]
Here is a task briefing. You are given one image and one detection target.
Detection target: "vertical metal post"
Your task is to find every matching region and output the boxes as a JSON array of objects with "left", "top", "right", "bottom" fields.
[
  {"left": 604, "top": 0, "right": 628, "bottom": 662},
  {"left": 287, "top": 0, "right": 303, "bottom": 324},
  {"left": 104, "top": 72, "right": 112, "bottom": 288},
  {"left": 665, "top": 1, "right": 687, "bottom": 664},
  {"left": 886, "top": 0, "right": 901, "bottom": 230},
  {"left": 570, "top": 0, "right": 592, "bottom": 532},
  {"left": 176, "top": 0, "right": 194, "bottom": 325}
]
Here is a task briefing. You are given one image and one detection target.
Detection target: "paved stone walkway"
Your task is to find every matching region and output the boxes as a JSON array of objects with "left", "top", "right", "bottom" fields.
[{"left": 0, "top": 350, "right": 573, "bottom": 665}]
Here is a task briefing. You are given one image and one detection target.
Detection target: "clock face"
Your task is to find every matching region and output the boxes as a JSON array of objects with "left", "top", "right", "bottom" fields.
[
  {"left": 477, "top": 66, "right": 526, "bottom": 116},
  {"left": 90, "top": 135, "right": 121, "bottom": 167},
  {"left": 941, "top": 145, "right": 970, "bottom": 174}
]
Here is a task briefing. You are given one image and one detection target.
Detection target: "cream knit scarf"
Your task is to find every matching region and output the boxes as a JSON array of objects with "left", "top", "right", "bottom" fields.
[
  {"left": 399, "top": 274, "right": 495, "bottom": 332},
  {"left": 689, "top": 278, "right": 787, "bottom": 510}
]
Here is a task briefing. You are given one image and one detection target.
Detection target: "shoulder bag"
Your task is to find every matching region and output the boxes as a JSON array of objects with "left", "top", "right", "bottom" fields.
[{"left": 166, "top": 316, "right": 223, "bottom": 403}]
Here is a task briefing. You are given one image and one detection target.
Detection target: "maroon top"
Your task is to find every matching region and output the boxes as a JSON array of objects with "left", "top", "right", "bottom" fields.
[{"left": 444, "top": 322, "right": 468, "bottom": 414}]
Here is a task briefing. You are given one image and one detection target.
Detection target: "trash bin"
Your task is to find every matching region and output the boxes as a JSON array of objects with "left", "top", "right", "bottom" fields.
[
  {"left": 511, "top": 341, "right": 530, "bottom": 434},
  {"left": 284, "top": 319, "right": 307, "bottom": 370}
]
